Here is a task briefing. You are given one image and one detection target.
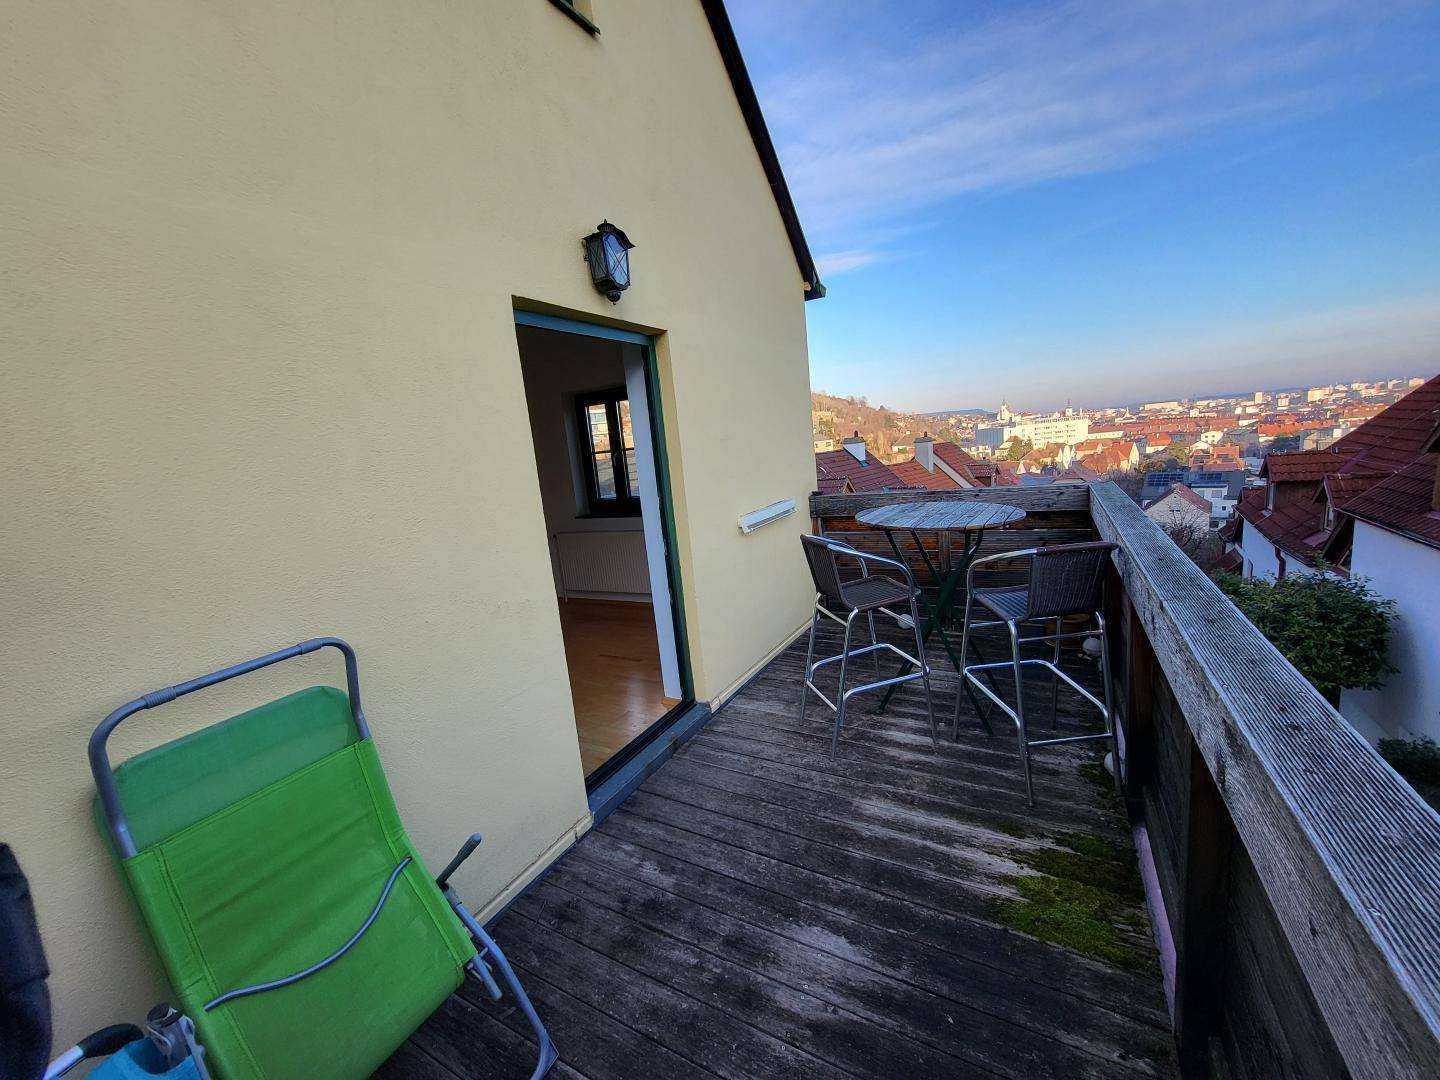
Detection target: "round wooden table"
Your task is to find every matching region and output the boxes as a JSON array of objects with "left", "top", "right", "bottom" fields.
[{"left": 856, "top": 500, "right": 1026, "bottom": 715}]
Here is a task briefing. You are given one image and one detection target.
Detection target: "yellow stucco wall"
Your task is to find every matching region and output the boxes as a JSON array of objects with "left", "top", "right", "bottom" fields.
[{"left": 0, "top": 0, "right": 816, "bottom": 1046}]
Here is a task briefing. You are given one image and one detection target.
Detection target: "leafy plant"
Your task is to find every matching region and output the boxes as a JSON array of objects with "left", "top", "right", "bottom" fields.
[
  {"left": 1004, "top": 437, "right": 1033, "bottom": 461},
  {"left": 1212, "top": 569, "right": 1396, "bottom": 704},
  {"left": 1378, "top": 737, "right": 1440, "bottom": 787},
  {"left": 1378, "top": 737, "right": 1440, "bottom": 811}
]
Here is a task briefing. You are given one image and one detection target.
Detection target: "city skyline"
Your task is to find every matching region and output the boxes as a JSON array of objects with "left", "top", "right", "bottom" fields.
[
  {"left": 822, "top": 370, "right": 1430, "bottom": 419},
  {"left": 729, "top": 0, "right": 1440, "bottom": 413}
]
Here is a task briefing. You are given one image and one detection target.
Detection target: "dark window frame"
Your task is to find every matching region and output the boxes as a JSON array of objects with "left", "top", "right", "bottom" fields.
[{"left": 575, "top": 387, "right": 640, "bottom": 518}]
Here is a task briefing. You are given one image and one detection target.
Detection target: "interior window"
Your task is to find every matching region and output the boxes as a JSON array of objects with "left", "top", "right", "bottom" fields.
[{"left": 576, "top": 388, "right": 640, "bottom": 516}]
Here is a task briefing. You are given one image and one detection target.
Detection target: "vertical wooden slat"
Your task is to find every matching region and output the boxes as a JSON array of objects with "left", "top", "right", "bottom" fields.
[
  {"left": 1173, "top": 735, "right": 1235, "bottom": 1078},
  {"left": 1120, "top": 598, "right": 1157, "bottom": 805}
]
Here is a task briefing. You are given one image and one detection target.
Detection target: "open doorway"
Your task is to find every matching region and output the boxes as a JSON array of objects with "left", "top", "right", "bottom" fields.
[{"left": 515, "top": 316, "right": 690, "bottom": 784}]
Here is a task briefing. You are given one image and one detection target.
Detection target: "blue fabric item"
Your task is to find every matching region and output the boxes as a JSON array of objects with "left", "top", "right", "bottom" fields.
[
  {"left": 0, "top": 844, "right": 51, "bottom": 1080},
  {"left": 90, "top": 1041, "right": 202, "bottom": 1080}
]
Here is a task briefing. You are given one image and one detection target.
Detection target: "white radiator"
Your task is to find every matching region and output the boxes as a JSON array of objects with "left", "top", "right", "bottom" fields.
[{"left": 554, "top": 531, "right": 651, "bottom": 597}]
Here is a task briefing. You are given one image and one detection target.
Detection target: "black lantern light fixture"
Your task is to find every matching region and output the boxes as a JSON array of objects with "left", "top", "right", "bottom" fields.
[{"left": 582, "top": 221, "right": 635, "bottom": 303}]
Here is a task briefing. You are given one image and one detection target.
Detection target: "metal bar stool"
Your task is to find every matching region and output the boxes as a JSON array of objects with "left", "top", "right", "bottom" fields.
[
  {"left": 799, "top": 535, "right": 937, "bottom": 756},
  {"left": 953, "top": 541, "right": 1118, "bottom": 804}
]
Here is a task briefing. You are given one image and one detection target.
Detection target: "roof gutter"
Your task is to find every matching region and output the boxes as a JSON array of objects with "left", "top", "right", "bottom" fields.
[{"left": 700, "top": 0, "right": 826, "bottom": 301}]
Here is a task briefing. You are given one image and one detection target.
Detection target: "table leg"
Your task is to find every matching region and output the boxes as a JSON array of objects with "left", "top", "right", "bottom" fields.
[
  {"left": 876, "top": 530, "right": 956, "bottom": 713},
  {"left": 877, "top": 529, "right": 975, "bottom": 717}
]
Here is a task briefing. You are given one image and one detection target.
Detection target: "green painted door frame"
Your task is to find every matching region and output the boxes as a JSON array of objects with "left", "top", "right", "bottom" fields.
[{"left": 512, "top": 309, "right": 695, "bottom": 788}]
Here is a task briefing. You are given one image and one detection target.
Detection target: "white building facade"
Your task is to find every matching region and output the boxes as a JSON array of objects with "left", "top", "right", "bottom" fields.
[
  {"left": 1005, "top": 414, "right": 1090, "bottom": 447},
  {"left": 1340, "top": 522, "right": 1440, "bottom": 742}
]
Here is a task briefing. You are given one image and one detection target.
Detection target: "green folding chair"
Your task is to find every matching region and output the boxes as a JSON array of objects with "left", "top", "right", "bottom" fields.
[{"left": 89, "top": 637, "right": 558, "bottom": 1080}]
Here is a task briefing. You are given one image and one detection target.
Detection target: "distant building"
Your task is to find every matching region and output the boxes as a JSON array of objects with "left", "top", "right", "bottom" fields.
[
  {"left": 1301, "top": 427, "right": 1346, "bottom": 451},
  {"left": 1005, "top": 413, "right": 1089, "bottom": 447},
  {"left": 1145, "top": 483, "right": 1212, "bottom": 533},
  {"left": 1318, "top": 379, "right": 1440, "bottom": 740},
  {"left": 812, "top": 432, "right": 834, "bottom": 453},
  {"left": 972, "top": 424, "right": 1008, "bottom": 452},
  {"left": 1078, "top": 440, "right": 1140, "bottom": 474},
  {"left": 1227, "top": 373, "right": 1438, "bottom": 602},
  {"left": 1142, "top": 468, "right": 1244, "bottom": 526}
]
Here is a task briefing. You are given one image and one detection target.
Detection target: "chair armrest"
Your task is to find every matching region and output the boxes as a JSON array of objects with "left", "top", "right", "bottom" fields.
[{"left": 436, "top": 833, "right": 484, "bottom": 890}]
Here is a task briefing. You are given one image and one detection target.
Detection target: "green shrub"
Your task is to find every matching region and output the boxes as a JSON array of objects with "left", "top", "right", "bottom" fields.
[
  {"left": 1211, "top": 569, "right": 1396, "bottom": 704},
  {"left": 1378, "top": 737, "right": 1440, "bottom": 787}
]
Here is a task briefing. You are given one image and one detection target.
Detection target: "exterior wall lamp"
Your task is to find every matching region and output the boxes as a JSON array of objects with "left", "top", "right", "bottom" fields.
[{"left": 582, "top": 221, "right": 635, "bottom": 303}]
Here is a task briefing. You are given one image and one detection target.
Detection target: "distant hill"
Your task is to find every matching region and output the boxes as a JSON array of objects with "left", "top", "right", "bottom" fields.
[{"left": 811, "top": 391, "right": 978, "bottom": 462}]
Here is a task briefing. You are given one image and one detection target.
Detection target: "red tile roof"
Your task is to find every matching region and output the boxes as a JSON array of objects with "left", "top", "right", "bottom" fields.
[
  {"left": 889, "top": 459, "right": 961, "bottom": 490},
  {"left": 1338, "top": 456, "right": 1440, "bottom": 551},
  {"left": 1078, "top": 441, "right": 1137, "bottom": 474},
  {"left": 1257, "top": 420, "right": 1328, "bottom": 437},
  {"left": 1153, "top": 482, "right": 1211, "bottom": 513},
  {"left": 1237, "top": 490, "right": 1331, "bottom": 565},
  {"left": 1055, "top": 462, "right": 1102, "bottom": 483},
  {"left": 1316, "top": 470, "right": 1389, "bottom": 509},
  {"left": 931, "top": 442, "right": 994, "bottom": 487},
  {"left": 992, "top": 460, "right": 1024, "bottom": 486},
  {"left": 1329, "top": 375, "right": 1440, "bottom": 474},
  {"left": 1259, "top": 449, "right": 1348, "bottom": 483},
  {"left": 1213, "top": 547, "right": 1244, "bottom": 573},
  {"left": 1238, "top": 495, "right": 1324, "bottom": 567},
  {"left": 815, "top": 449, "right": 906, "bottom": 494}
]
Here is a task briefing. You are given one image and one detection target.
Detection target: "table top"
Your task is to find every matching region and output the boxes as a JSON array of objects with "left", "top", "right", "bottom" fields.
[{"left": 855, "top": 500, "right": 1027, "bottom": 531}]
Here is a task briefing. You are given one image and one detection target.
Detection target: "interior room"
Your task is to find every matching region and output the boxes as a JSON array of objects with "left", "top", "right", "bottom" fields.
[{"left": 516, "top": 323, "right": 683, "bottom": 779}]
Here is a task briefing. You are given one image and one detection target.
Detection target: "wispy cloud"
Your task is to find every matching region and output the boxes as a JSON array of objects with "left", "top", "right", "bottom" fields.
[
  {"left": 814, "top": 248, "right": 886, "bottom": 276},
  {"left": 732, "top": 0, "right": 1435, "bottom": 246}
]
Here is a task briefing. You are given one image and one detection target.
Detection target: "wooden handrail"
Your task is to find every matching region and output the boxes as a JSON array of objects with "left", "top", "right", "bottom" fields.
[
  {"left": 1089, "top": 479, "right": 1440, "bottom": 1078},
  {"left": 809, "top": 483, "right": 1089, "bottom": 519}
]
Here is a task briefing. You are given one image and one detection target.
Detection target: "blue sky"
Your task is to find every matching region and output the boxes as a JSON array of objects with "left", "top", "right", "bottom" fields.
[{"left": 727, "top": 0, "right": 1440, "bottom": 412}]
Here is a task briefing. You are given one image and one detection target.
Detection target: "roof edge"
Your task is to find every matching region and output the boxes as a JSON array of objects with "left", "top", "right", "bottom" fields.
[{"left": 700, "top": 0, "right": 825, "bottom": 301}]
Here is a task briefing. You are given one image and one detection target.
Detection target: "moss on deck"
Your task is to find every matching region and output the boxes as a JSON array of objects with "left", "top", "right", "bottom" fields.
[{"left": 994, "top": 761, "right": 1154, "bottom": 972}]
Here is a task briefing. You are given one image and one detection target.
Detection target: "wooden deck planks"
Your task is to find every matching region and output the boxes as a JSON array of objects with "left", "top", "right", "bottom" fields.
[{"left": 389, "top": 622, "right": 1174, "bottom": 1079}]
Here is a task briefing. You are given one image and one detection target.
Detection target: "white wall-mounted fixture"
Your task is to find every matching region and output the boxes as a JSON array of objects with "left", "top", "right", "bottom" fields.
[{"left": 738, "top": 499, "right": 796, "bottom": 534}]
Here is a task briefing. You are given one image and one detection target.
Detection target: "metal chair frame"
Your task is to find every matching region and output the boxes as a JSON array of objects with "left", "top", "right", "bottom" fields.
[
  {"left": 953, "top": 547, "right": 1116, "bottom": 805},
  {"left": 799, "top": 536, "right": 937, "bottom": 756}
]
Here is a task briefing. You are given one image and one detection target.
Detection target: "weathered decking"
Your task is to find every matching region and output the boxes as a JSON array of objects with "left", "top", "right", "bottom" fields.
[{"left": 381, "top": 620, "right": 1175, "bottom": 1079}]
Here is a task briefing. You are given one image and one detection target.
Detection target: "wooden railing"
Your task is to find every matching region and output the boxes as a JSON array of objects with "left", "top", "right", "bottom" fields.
[
  {"left": 1090, "top": 480, "right": 1440, "bottom": 1080},
  {"left": 809, "top": 484, "right": 1094, "bottom": 592},
  {"left": 808, "top": 481, "right": 1440, "bottom": 1078}
]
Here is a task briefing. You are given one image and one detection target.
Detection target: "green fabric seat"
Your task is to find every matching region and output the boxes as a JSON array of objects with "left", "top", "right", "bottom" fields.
[{"left": 105, "top": 686, "right": 476, "bottom": 1080}]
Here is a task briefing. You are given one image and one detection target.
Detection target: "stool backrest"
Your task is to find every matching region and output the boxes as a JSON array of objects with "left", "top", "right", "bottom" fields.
[
  {"left": 800, "top": 534, "right": 849, "bottom": 610},
  {"left": 1025, "top": 541, "right": 1117, "bottom": 620}
]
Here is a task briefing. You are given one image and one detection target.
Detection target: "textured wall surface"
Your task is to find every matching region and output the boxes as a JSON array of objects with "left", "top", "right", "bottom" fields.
[
  {"left": 1341, "top": 522, "right": 1440, "bottom": 742},
  {"left": 0, "top": 0, "right": 816, "bottom": 1044}
]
